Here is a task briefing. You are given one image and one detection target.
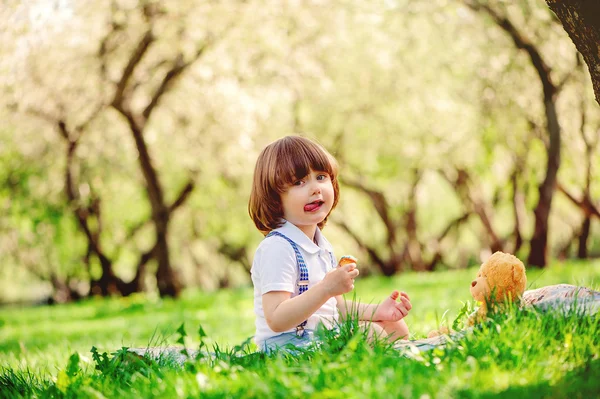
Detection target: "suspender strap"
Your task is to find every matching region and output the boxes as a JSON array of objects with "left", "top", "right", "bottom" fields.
[
  {"left": 266, "top": 231, "right": 309, "bottom": 291},
  {"left": 327, "top": 251, "right": 335, "bottom": 269},
  {"left": 267, "top": 231, "right": 328, "bottom": 336},
  {"left": 266, "top": 231, "right": 337, "bottom": 335}
]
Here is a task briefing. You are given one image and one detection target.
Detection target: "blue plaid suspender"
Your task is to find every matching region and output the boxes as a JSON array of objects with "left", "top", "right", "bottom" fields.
[{"left": 266, "top": 231, "right": 335, "bottom": 336}]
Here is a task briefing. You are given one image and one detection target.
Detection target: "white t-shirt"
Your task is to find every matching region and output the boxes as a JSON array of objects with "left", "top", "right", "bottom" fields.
[{"left": 251, "top": 221, "right": 339, "bottom": 345}]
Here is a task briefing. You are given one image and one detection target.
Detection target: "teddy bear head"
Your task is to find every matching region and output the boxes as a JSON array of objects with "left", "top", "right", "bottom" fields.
[{"left": 470, "top": 251, "right": 527, "bottom": 304}]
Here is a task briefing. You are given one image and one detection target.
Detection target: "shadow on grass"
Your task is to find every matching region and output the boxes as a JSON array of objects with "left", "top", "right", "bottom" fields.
[{"left": 457, "top": 358, "right": 600, "bottom": 399}]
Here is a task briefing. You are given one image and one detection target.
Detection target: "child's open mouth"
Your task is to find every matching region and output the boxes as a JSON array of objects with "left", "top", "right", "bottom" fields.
[{"left": 304, "top": 200, "right": 324, "bottom": 212}]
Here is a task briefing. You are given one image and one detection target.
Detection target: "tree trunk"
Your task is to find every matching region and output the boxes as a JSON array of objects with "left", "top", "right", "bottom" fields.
[
  {"left": 107, "top": 24, "right": 205, "bottom": 297},
  {"left": 578, "top": 217, "right": 591, "bottom": 259},
  {"left": 59, "top": 121, "right": 124, "bottom": 297},
  {"left": 528, "top": 99, "right": 561, "bottom": 267},
  {"left": 403, "top": 171, "right": 424, "bottom": 271},
  {"left": 127, "top": 116, "right": 182, "bottom": 298},
  {"left": 511, "top": 168, "right": 524, "bottom": 254},
  {"left": 546, "top": 0, "right": 600, "bottom": 107},
  {"left": 342, "top": 178, "right": 402, "bottom": 274},
  {"left": 466, "top": 2, "right": 563, "bottom": 267},
  {"left": 155, "top": 214, "right": 181, "bottom": 297}
]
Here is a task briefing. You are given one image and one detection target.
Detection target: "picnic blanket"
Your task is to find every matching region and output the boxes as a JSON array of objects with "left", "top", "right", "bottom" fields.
[
  {"left": 127, "top": 333, "right": 466, "bottom": 363},
  {"left": 128, "top": 284, "right": 600, "bottom": 362},
  {"left": 522, "top": 284, "right": 600, "bottom": 314},
  {"left": 393, "top": 331, "right": 465, "bottom": 353},
  {"left": 127, "top": 331, "right": 462, "bottom": 363},
  {"left": 128, "top": 347, "right": 202, "bottom": 365}
]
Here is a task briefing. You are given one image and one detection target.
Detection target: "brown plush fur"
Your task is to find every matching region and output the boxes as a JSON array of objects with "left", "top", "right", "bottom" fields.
[{"left": 428, "top": 251, "right": 527, "bottom": 337}]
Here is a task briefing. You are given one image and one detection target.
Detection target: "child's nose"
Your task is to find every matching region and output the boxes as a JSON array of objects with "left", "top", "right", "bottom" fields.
[{"left": 471, "top": 280, "right": 477, "bottom": 287}]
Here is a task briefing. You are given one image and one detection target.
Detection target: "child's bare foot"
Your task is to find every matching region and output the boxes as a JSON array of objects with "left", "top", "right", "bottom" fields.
[{"left": 373, "top": 291, "right": 412, "bottom": 322}]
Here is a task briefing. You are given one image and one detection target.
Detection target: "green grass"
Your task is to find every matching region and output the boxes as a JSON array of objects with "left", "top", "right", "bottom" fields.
[{"left": 1, "top": 259, "right": 599, "bottom": 398}]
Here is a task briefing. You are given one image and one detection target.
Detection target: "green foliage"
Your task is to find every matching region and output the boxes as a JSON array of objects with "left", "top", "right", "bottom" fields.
[
  {"left": 90, "top": 346, "right": 110, "bottom": 375},
  {"left": 452, "top": 301, "right": 473, "bottom": 331},
  {"left": 1, "top": 261, "right": 599, "bottom": 397},
  {"left": 3, "top": 308, "right": 599, "bottom": 398},
  {"left": 1, "top": 0, "right": 597, "bottom": 301}
]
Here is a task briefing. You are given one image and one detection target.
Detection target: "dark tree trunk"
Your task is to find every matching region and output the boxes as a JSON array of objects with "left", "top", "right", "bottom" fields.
[
  {"left": 342, "top": 178, "right": 403, "bottom": 274},
  {"left": 578, "top": 217, "right": 591, "bottom": 259},
  {"left": 511, "top": 168, "right": 524, "bottom": 254},
  {"left": 546, "top": 0, "right": 600, "bottom": 107},
  {"left": 467, "top": 2, "right": 562, "bottom": 268},
  {"left": 58, "top": 121, "right": 124, "bottom": 297},
  {"left": 27, "top": 7, "right": 203, "bottom": 299},
  {"left": 108, "top": 24, "right": 205, "bottom": 298},
  {"left": 555, "top": 65, "right": 598, "bottom": 261},
  {"left": 403, "top": 171, "right": 425, "bottom": 271},
  {"left": 528, "top": 98, "right": 561, "bottom": 267},
  {"left": 155, "top": 221, "right": 180, "bottom": 297},
  {"left": 128, "top": 116, "right": 181, "bottom": 297}
]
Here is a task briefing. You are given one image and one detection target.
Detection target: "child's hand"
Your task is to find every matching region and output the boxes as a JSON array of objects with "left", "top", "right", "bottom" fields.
[
  {"left": 372, "top": 291, "right": 412, "bottom": 322},
  {"left": 321, "top": 263, "right": 359, "bottom": 297}
]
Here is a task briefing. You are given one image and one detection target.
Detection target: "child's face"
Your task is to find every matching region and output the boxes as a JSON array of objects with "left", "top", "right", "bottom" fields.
[{"left": 280, "top": 169, "right": 335, "bottom": 236}]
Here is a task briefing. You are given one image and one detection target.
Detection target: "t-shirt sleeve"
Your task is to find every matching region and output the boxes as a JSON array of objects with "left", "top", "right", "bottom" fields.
[{"left": 255, "top": 237, "right": 298, "bottom": 295}]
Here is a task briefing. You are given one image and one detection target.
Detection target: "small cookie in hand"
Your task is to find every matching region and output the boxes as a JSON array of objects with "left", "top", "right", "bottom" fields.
[{"left": 338, "top": 255, "right": 357, "bottom": 268}]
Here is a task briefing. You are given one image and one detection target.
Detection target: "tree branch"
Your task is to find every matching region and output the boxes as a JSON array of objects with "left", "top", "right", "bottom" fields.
[
  {"left": 557, "top": 183, "right": 600, "bottom": 219},
  {"left": 111, "top": 29, "right": 154, "bottom": 109},
  {"left": 334, "top": 218, "right": 388, "bottom": 273},
  {"left": 465, "top": 0, "right": 557, "bottom": 99},
  {"left": 169, "top": 179, "right": 195, "bottom": 213},
  {"left": 439, "top": 168, "right": 503, "bottom": 252},
  {"left": 436, "top": 212, "right": 472, "bottom": 243},
  {"left": 143, "top": 41, "right": 210, "bottom": 121},
  {"left": 342, "top": 178, "right": 398, "bottom": 246}
]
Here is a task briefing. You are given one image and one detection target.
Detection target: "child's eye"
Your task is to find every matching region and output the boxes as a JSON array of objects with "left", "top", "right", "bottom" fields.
[
  {"left": 317, "top": 174, "right": 329, "bottom": 181},
  {"left": 293, "top": 180, "right": 304, "bottom": 186}
]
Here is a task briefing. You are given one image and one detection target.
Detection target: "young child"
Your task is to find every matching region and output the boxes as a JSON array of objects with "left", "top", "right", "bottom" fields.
[{"left": 248, "top": 135, "right": 412, "bottom": 352}]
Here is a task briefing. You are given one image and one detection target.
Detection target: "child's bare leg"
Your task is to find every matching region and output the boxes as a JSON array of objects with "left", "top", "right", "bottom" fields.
[
  {"left": 375, "top": 319, "right": 409, "bottom": 341},
  {"left": 358, "top": 321, "right": 387, "bottom": 343}
]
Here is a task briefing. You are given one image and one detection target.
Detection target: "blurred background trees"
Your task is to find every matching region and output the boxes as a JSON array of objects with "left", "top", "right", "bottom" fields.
[{"left": 1, "top": 0, "right": 598, "bottom": 303}]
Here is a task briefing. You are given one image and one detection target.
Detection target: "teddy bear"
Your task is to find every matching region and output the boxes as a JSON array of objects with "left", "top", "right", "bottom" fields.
[{"left": 428, "top": 251, "right": 527, "bottom": 337}]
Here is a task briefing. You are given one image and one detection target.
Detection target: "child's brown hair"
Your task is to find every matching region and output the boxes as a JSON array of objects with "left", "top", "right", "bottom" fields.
[{"left": 249, "top": 136, "right": 340, "bottom": 235}]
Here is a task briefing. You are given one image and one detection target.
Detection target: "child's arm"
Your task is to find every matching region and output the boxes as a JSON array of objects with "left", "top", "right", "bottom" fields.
[
  {"left": 263, "top": 264, "right": 359, "bottom": 333},
  {"left": 336, "top": 291, "right": 411, "bottom": 322}
]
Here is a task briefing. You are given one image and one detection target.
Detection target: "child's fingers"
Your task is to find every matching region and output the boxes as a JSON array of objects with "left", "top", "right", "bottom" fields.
[
  {"left": 348, "top": 268, "right": 360, "bottom": 279},
  {"left": 395, "top": 306, "right": 408, "bottom": 318},
  {"left": 399, "top": 296, "right": 412, "bottom": 310},
  {"left": 399, "top": 291, "right": 410, "bottom": 301},
  {"left": 395, "top": 306, "right": 409, "bottom": 319},
  {"left": 340, "top": 263, "right": 356, "bottom": 271}
]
